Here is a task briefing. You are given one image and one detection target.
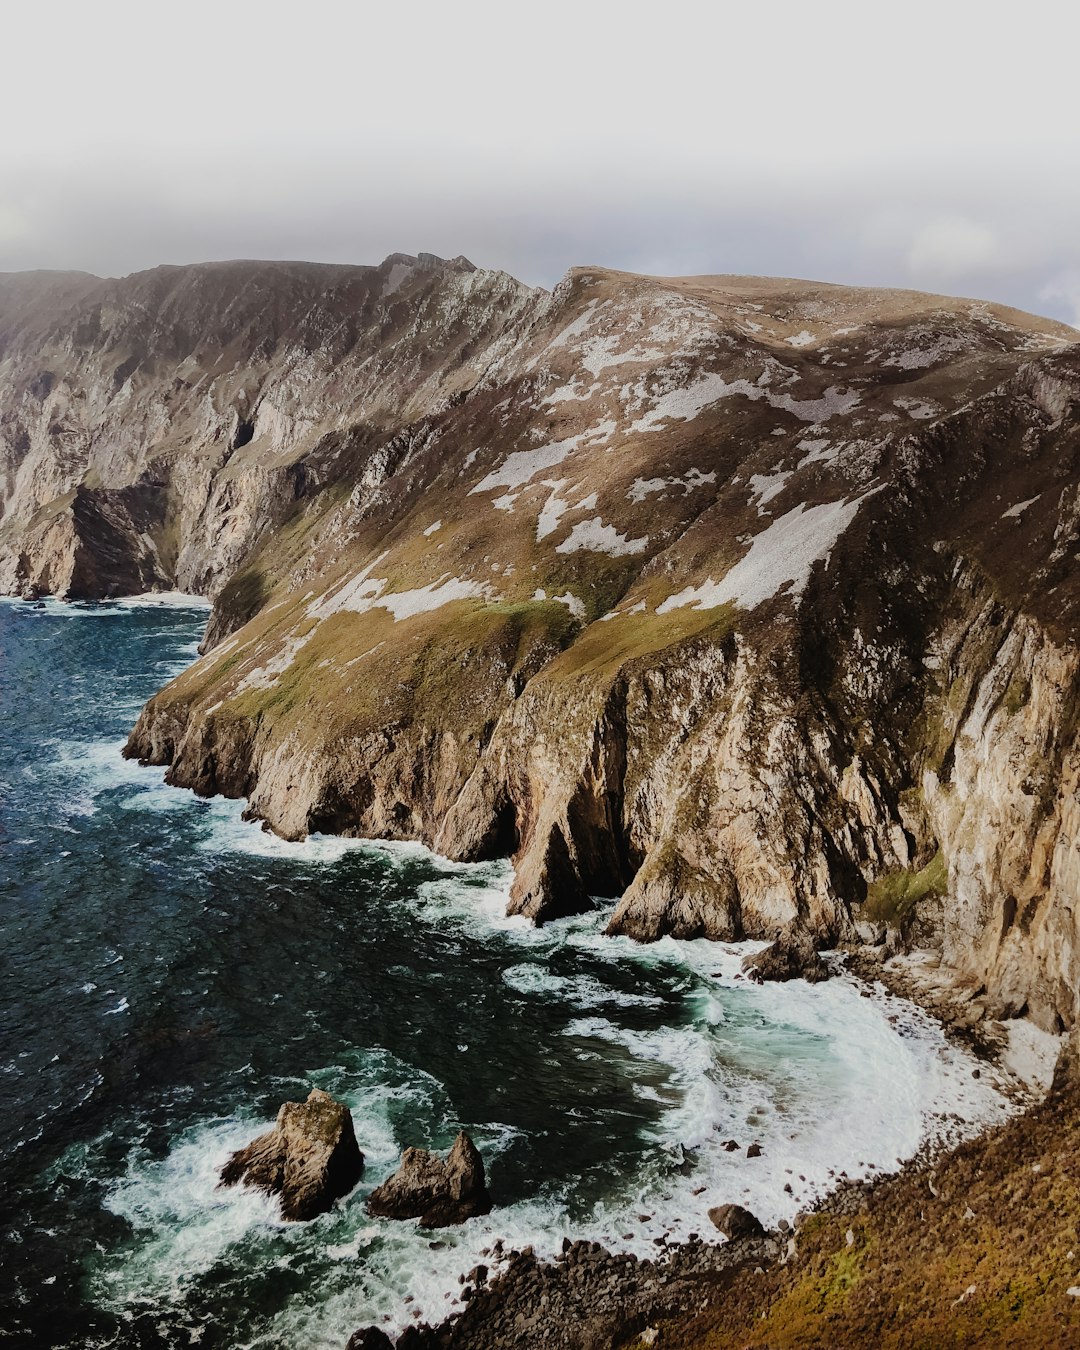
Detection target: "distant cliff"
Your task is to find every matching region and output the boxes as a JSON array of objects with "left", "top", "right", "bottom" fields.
[{"left": 4, "top": 254, "right": 1080, "bottom": 1031}]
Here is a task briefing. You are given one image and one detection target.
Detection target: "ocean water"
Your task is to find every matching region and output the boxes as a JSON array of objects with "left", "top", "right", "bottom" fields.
[{"left": 0, "top": 597, "right": 1012, "bottom": 1348}]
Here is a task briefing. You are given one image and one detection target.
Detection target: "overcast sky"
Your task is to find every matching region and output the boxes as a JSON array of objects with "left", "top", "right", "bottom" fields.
[{"left": 3, "top": 0, "right": 1079, "bottom": 323}]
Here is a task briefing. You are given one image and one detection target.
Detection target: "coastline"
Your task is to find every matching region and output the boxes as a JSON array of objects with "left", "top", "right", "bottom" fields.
[{"left": 346, "top": 940, "right": 1058, "bottom": 1348}]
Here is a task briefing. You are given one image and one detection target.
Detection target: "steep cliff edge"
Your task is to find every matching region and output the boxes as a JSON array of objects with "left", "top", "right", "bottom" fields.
[
  {"left": 4, "top": 258, "right": 1079, "bottom": 1031},
  {"left": 0, "top": 253, "right": 537, "bottom": 600}
]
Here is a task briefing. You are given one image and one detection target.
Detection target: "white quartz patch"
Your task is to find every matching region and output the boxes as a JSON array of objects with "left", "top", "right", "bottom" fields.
[
  {"left": 1002, "top": 496, "right": 1040, "bottom": 519},
  {"left": 536, "top": 481, "right": 571, "bottom": 541},
  {"left": 629, "top": 371, "right": 860, "bottom": 434},
  {"left": 748, "top": 469, "right": 792, "bottom": 510},
  {"left": 658, "top": 493, "right": 874, "bottom": 613},
  {"left": 377, "top": 576, "right": 494, "bottom": 620},
  {"left": 236, "top": 634, "right": 311, "bottom": 692},
  {"left": 552, "top": 591, "right": 586, "bottom": 618},
  {"left": 555, "top": 518, "right": 648, "bottom": 557},
  {"left": 629, "top": 372, "right": 756, "bottom": 433},
  {"left": 311, "top": 555, "right": 493, "bottom": 624},
  {"left": 894, "top": 396, "right": 939, "bottom": 420},
  {"left": 883, "top": 332, "right": 969, "bottom": 370},
  {"left": 470, "top": 421, "right": 614, "bottom": 494},
  {"left": 628, "top": 467, "right": 716, "bottom": 502}
]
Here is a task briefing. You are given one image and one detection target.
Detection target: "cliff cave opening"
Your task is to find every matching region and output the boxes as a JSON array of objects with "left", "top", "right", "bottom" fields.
[{"left": 231, "top": 416, "right": 255, "bottom": 450}]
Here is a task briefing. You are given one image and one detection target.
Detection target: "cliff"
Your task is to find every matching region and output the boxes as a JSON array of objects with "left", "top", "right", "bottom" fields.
[{"left": 3, "top": 256, "right": 1079, "bottom": 1031}]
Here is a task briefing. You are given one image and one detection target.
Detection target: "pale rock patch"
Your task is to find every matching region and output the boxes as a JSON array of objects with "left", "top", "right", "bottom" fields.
[
  {"left": 1002, "top": 496, "right": 1040, "bottom": 519},
  {"left": 552, "top": 591, "right": 586, "bottom": 619},
  {"left": 748, "top": 469, "right": 793, "bottom": 510},
  {"left": 658, "top": 493, "right": 875, "bottom": 613},
  {"left": 555, "top": 517, "right": 649, "bottom": 557}
]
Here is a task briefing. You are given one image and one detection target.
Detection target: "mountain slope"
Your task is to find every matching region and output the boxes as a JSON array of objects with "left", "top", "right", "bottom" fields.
[{"left": 3, "top": 257, "right": 1080, "bottom": 1032}]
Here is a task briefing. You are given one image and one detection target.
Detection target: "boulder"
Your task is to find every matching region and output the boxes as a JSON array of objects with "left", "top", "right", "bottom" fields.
[
  {"left": 741, "top": 930, "right": 830, "bottom": 983},
  {"left": 707, "top": 1202, "right": 766, "bottom": 1241},
  {"left": 345, "top": 1330, "right": 394, "bottom": 1350},
  {"left": 368, "top": 1130, "right": 492, "bottom": 1227},
  {"left": 219, "top": 1088, "right": 364, "bottom": 1221}
]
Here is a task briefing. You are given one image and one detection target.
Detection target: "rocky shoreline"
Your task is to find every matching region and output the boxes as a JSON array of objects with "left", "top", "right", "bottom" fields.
[
  {"left": 345, "top": 947, "right": 1058, "bottom": 1349},
  {"left": 365, "top": 1033, "right": 1079, "bottom": 1349}
]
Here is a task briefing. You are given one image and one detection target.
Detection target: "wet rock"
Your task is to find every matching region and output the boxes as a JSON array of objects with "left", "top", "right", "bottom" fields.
[
  {"left": 708, "top": 1203, "right": 766, "bottom": 1241},
  {"left": 345, "top": 1329, "right": 395, "bottom": 1350},
  {"left": 855, "top": 919, "right": 887, "bottom": 945},
  {"left": 741, "top": 931, "right": 830, "bottom": 984},
  {"left": 219, "top": 1088, "right": 364, "bottom": 1222},
  {"left": 368, "top": 1131, "right": 492, "bottom": 1227},
  {"left": 747, "top": 1142, "right": 763, "bottom": 1158}
]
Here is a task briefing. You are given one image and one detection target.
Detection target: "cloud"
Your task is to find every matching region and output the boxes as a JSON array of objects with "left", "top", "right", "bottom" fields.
[
  {"left": 0, "top": 0, "right": 1076, "bottom": 328},
  {"left": 907, "top": 217, "right": 1001, "bottom": 284},
  {"left": 1040, "top": 272, "right": 1080, "bottom": 329},
  {"left": 0, "top": 201, "right": 29, "bottom": 250}
]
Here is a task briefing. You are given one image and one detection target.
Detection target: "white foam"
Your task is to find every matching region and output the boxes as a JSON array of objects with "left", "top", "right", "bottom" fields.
[
  {"left": 56, "top": 716, "right": 1015, "bottom": 1347},
  {"left": 0, "top": 594, "right": 209, "bottom": 619},
  {"left": 114, "top": 591, "right": 213, "bottom": 609},
  {"left": 81, "top": 901, "right": 1012, "bottom": 1347}
]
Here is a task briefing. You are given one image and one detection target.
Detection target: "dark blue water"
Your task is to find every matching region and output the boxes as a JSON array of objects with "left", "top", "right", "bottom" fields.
[{"left": 0, "top": 598, "right": 1002, "bottom": 1348}]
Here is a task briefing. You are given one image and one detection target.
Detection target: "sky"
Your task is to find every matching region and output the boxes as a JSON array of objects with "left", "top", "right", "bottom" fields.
[{"left": 2, "top": 0, "right": 1079, "bottom": 323}]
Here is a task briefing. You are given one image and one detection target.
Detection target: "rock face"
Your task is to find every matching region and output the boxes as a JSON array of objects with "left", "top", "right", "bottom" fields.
[
  {"left": 708, "top": 1203, "right": 766, "bottom": 1240},
  {"left": 741, "top": 931, "right": 830, "bottom": 983},
  {"left": 219, "top": 1088, "right": 364, "bottom": 1221},
  {"left": 5, "top": 257, "right": 1080, "bottom": 1031},
  {"left": 367, "top": 1132, "right": 492, "bottom": 1227}
]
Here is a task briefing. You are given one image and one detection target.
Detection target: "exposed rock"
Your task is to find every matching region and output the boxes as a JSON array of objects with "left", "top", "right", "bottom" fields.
[
  {"left": 345, "top": 1330, "right": 395, "bottom": 1350},
  {"left": 708, "top": 1203, "right": 767, "bottom": 1240},
  {"left": 219, "top": 1088, "right": 363, "bottom": 1221},
  {"left": 367, "top": 1132, "right": 492, "bottom": 1228},
  {"left": 5, "top": 260, "right": 1080, "bottom": 1030},
  {"left": 741, "top": 931, "right": 830, "bottom": 984}
]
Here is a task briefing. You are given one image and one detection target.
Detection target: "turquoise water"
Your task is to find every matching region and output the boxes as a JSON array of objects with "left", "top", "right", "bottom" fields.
[{"left": 0, "top": 597, "right": 1008, "bottom": 1348}]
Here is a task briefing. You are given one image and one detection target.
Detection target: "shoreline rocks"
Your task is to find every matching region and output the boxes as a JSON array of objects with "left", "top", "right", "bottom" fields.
[
  {"left": 368, "top": 1132, "right": 492, "bottom": 1228},
  {"left": 741, "top": 930, "right": 830, "bottom": 984},
  {"left": 708, "top": 1202, "right": 766, "bottom": 1240},
  {"left": 219, "top": 1088, "right": 364, "bottom": 1222}
]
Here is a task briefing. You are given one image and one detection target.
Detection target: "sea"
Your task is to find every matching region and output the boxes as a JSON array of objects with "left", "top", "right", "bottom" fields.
[{"left": 0, "top": 595, "right": 1012, "bottom": 1347}]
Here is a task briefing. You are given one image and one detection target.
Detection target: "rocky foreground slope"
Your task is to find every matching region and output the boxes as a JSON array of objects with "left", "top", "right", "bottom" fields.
[{"left": 3, "top": 254, "right": 1080, "bottom": 1035}]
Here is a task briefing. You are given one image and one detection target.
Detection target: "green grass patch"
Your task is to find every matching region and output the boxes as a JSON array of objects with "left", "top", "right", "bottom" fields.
[
  {"left": 863, "top": 848, "right": 947, "bottom": 926},
  {"left": 1003, "top": 675, "right": 1030, "bottom": 715}
]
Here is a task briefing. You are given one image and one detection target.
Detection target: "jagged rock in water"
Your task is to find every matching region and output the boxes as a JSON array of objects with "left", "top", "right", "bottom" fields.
[
  {"left": 367, "top": 1131, "right": 492, "bottom": 1227},
  {"left": 741, "top": 931, "right": 830, "bottom": 984},
  {"left": 219, "top": 1088, "right": 364, "bottom": 1221},
  {"left": 708, "top": 1203, "right": 766, "bottom": 1240}
]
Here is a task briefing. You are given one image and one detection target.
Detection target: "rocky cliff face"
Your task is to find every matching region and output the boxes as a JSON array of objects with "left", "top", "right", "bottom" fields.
[
  {"left": 4, "top": 257, "right": 1079, "bottom": 1031},
  {"left": 0, "top": 254, "right": 535, "bottom": 600}
]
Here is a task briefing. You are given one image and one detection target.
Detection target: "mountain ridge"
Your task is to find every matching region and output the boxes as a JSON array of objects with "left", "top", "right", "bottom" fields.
[{"left": 3, "top": 254, "right": 1080, "bottom": 1037}]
